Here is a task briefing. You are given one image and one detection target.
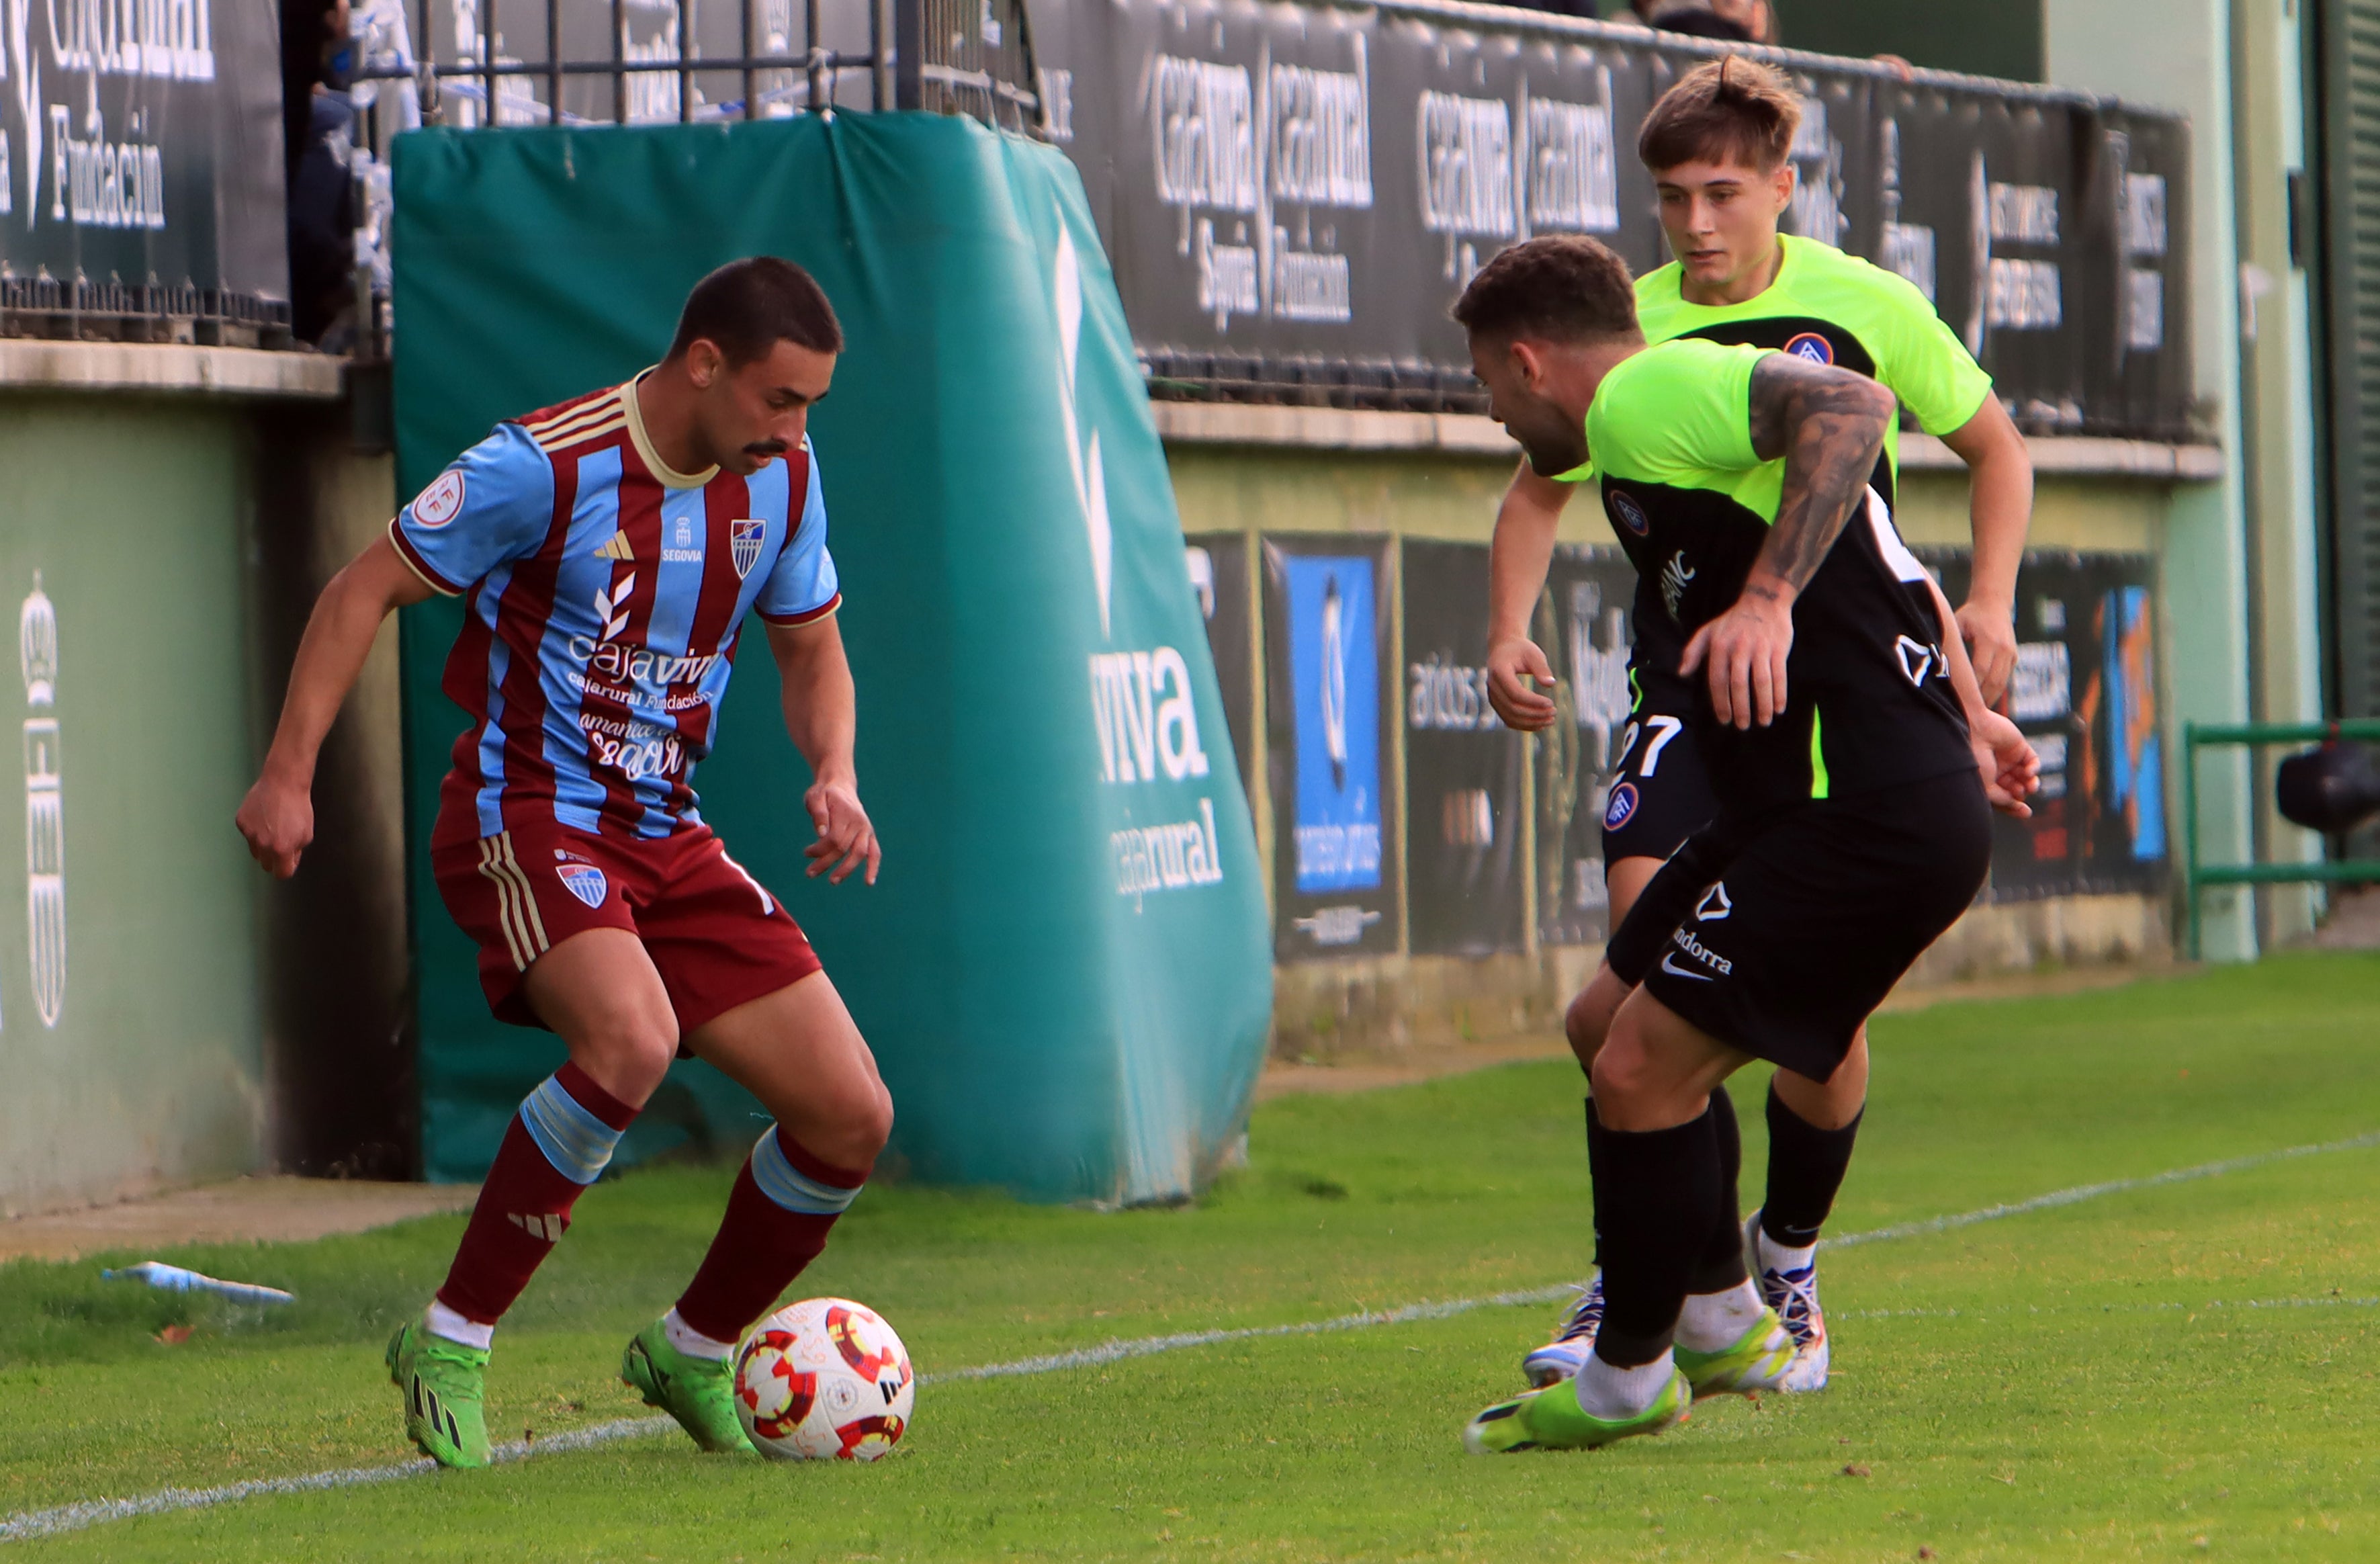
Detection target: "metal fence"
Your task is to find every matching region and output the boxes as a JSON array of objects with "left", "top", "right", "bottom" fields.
[{"left": 339, "top": 0, "right": 1045, "bottom": 359}]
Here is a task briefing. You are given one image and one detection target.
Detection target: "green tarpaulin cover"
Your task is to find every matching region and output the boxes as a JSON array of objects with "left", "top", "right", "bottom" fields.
[{"left": 392, "top": 113, "right": 1271, "bottom": 1203}]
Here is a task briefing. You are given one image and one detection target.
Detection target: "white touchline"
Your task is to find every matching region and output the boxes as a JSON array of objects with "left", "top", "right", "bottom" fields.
[{"left": 4, "top": 1127, "right": 2375, "bottom": 1546}]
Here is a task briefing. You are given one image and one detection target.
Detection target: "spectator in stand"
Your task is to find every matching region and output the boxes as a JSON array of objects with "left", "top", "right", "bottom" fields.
[
  {"left": 287, "top": 0, "right": 360, "bottom": 348},
  {"left": 1621, "top": 0, "right": 1779, "bottom": 45}
]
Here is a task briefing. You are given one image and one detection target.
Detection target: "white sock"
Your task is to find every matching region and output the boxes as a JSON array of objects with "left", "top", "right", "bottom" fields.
[
  {"left": 1755, "top": 1226, "right": 1818, "bottom": 1276},
  {"left": 663, "top": 1307, "right": 736, "bottom": 1362},
  {"left": 425, "top": 1299, "right": 494, "bottom": 1352},
  {"left": 1572, "top": 1349, "right": 1675, "bottom": 1420},
  {"left": 1675, "top": 1280, "right": 1766, "bottom": 1352}
]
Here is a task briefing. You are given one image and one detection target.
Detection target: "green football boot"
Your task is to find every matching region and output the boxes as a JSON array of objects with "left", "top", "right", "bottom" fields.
[
  {"left": 386, "top": 1313, "right": 492, "bottom": 1469},
  {"left": 622, "top": 1319, "right": 754, "bottom": 1453},
  {"left": 1673, "top": 1306, "right": 1800, "bottom": 1398},
  {"left": 1462, "top": 1364, "right": 1693, "bottom": 1453}
]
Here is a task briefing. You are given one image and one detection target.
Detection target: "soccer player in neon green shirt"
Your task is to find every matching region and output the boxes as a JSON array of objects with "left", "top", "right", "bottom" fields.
[
  {"left": 1455, "top": 232, "right": 2039, "bottom": 1452},
  {"left": 1487, "top": 58, "right": 2033, "bottom": 1395}
]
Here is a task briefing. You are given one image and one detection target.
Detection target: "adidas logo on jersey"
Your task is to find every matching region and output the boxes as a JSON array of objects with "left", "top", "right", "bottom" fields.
[{"left": 596, "top": 532, "right": 634, "bottom": 562}]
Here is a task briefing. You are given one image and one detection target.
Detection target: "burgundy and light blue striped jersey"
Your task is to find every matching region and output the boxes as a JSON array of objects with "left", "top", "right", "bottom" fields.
[{"left": 391, "top": 374, "right": 840, "bottom": 846}]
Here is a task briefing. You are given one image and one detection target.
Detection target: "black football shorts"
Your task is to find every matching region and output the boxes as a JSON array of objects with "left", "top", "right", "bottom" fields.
[
  {"left": 1638, "top": 768, "right": 1993, "bottom": 1080},
  {"left": 1600, "top": 707, "right": 1718, "bottom": 865}
]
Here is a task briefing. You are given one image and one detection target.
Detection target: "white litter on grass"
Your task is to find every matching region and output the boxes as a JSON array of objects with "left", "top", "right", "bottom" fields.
[
  {"left": 101, "top": 1262, "right": 296, "bottom": 1307},
  {"left": 5, "top": 1126, "right": 2375, "bottom": 1546}
]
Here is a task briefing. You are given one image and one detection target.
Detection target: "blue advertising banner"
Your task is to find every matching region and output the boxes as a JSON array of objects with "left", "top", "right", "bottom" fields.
[
  {"left": 1265, "top": 535, "right": 1398, "bottom": 959},
  {"left": 1286, "top": 555, "right": 1384, "bottom": 895}
]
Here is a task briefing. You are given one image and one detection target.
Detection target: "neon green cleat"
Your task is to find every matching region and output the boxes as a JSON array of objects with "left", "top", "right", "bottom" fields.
[
  {"left": 622, "top": 1319, "right": 754, "bottom": 1454},
  {"left": 1462, "top": 1365, "right": 1693, "bottom": 1453},
  {"left": 386, "top": 1313, "right": 492, "bottom": 1469},
  {"left": 1673, "top": 1306, "right": 1800, "bottom": 1398}
]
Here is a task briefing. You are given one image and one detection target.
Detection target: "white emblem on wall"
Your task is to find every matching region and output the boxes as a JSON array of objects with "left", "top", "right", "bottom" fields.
[
  {"left": 1053, "top": 216, "right": 1112, "bottom": 638},
  {"left": 21, "top": 572, "right": 63, "bottom": 1028}
]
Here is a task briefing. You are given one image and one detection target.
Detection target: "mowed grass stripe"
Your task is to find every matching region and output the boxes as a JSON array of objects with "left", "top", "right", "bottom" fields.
[{"left": 8, "top": 1124, "right": 2375, "bottom": 1547}]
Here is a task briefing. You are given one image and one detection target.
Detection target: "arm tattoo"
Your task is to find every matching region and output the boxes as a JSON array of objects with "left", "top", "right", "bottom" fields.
[{"left": 1745, "top": 355, "right": 1895, "bottom": 593}]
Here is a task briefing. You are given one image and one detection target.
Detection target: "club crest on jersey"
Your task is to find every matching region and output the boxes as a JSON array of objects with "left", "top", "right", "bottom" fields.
[
  {"left": 411, "top": 470, "right": 466, "bottom": 529},
  {"left": 556, "top": 864, "right": 609, "bottom": 908},
  {"left": 1783, "top": 332, "right": 1835, "bottom": 364},
  {"left": 1603, "top": 781, "right": 1640, "bottom": 830},
  {"left": 731, "top": 520, "right": 766, "bottom": 580},
  {"left": 1610, "top": 490, "right": 1650, "bottom": 536}
]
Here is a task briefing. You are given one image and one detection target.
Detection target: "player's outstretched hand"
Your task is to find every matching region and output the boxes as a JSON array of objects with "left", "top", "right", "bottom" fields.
[
  {"left": 804, "top": 777, "right": 881, "bottom": 885},
  {"left": 1955, "top": 599, "right": 2019, "bottom": 708},
  {"left": 235, "top": 771, "right": 315, "bottom": 879},
  {"left": 1681, "top": 589, "right": 1794, "bottom": 729},
  {"left": 1485, "top": 637, "right": 1559, "bottom": 732},
  {"left": 1971, "top": 708, "right": 2041, "bottom": 818}
]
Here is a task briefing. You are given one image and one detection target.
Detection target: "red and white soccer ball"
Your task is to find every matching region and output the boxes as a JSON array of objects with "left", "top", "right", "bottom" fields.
[{"left": 734, "top": 1297, "right": 915, "bottom": 1461}]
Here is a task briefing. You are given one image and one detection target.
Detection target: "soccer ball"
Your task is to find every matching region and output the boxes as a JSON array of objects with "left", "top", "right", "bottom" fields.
[{"left": 733, "top": 1297, "right": 915, "bottom": 1461}]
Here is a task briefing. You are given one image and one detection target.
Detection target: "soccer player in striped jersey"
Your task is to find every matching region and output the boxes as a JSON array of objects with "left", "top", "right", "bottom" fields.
[
  {"left": 1487, "top": 58, "right": 2034, "bottom": 1394},
  {"left": 236, "top": 258, "right": 891, "bottom": 1468}
]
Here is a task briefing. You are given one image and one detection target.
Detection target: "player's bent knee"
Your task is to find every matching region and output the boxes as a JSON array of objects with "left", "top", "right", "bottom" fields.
[
  {"left": 1564, "top": 968, "right": 1626, "bottom": 1074},
  {"left": 572, "top": 1016, "right": 679, "bottom": 1102}
]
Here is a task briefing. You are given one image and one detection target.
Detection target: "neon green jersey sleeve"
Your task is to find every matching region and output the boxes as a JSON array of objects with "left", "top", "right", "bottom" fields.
[
  {"left": 1585, "top": 339, "right": 1767, "bottom": 485},
  {"left": 1864, "top": 265, "right": 1994, "bottom": 436}
]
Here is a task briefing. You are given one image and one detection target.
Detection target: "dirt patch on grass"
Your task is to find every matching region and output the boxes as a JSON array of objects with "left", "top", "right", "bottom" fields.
[{"left": 0, "top": 1177, "right": 478, "bottom": 1263}]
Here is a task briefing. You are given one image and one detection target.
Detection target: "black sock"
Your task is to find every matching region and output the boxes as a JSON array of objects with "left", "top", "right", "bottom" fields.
[
  {"left": 1761, "top": 1083, "right": 1864, "bottom": 1249},
  {"left": 1586, "top": 1098, "right": 1722, "bottom": 1367},
  {"left": 1583, "top": 1097, "right": 1601, "bottom": 1270},
  {"left": 1687, "top": 1084, "right": 1748, "bottom": 1294}
]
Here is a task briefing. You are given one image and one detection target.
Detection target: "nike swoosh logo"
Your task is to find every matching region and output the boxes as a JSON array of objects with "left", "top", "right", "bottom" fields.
[{"left": 1661, "top": 953, "right": 1715, "bottom": 982}]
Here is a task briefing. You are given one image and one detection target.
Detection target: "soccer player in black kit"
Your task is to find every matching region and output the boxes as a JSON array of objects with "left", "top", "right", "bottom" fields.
[{"left": 1453, "top": 234, "right": 2040, "bottom": 1451}]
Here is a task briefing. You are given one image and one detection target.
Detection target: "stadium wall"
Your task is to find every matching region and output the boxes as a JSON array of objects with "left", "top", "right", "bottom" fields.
[
  {"left": 0, "top": 345, "right": 400, "bottom": 1217},
  {"left": 2043, "top": 0, "right": 2334, "bottom": 955},
  {"left": 1158, "top": 409, "right": 2205, "bottom": 1057}
]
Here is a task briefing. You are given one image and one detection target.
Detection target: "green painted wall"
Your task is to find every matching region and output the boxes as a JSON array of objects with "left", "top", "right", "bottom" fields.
[{"left": 0, "top": 394, "right": 265, "bottom": 1215}]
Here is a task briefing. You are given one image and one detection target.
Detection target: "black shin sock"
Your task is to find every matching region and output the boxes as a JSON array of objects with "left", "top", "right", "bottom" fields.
[
  {"left": 1584, "top": 1097, "right": 1601, "bottom": 1270},
  {"left": 1687, "top": 1084, "right": 1748, "bottom": 1294},
  {"left": 1761, "top": 1083, "right": 1864, "bottom": 1249},
  {"left": 1586, "top": 1099, "right": 1722, "bottom": 1366}
]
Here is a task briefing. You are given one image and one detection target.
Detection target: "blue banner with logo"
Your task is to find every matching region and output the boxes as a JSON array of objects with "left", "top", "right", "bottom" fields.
[
  {"left": 1264, "top": 535, "right": 1397, "bottom": 959},
  {"left": 1285, "top": 555, "right": 1383, "bottom": 895}
]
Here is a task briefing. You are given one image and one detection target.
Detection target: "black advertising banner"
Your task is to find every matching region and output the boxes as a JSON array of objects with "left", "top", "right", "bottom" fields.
[
  {"left": 1402, "top": 539, "right": 1524, "bottom": 957},
  {"left": 1921, "top": 549, "right": 2170, "bottom": 900},
  {"left": 1264, "top": 535, "right": 1399, "bottom": 960},
  {"left": 0, "top": 0, "right": 289, "bottom": 327},
  {"left": 1533, "top": 544, "right": 1640, "bottom": 947},
  {"left": 1184, "top": 531, "right": 1258, "bottom": 803},
  {"left": 1030, "top": 0, "right": 2191, "bottom": 438}
]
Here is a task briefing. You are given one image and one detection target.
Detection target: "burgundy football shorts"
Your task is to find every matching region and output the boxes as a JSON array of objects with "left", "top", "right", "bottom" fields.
[{"left": 432, "top": 816, "right": 822, "bottom": 1037}]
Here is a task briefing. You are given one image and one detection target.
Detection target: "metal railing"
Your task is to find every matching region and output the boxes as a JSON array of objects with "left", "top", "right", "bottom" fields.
[
  {"left": 2180, "top": 720, "right": 2380, "bottom": 959},
  {"left": 337, "top": 0, "right": 1042, "bottom": 360}
]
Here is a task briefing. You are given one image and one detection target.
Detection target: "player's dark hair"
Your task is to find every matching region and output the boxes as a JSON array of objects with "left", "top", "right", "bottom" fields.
[
  {"left": 1451, "top": 235, "right": 1641, "bottom": 345},
  {"left": 666, "top": 257, "right": 844, "bottom": 365},
  {"left": 1638, "top": 55, "right": 1802, "bottom": 173}
]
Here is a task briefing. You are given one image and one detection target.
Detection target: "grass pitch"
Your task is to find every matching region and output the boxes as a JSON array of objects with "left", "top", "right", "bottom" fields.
[{"left": 3, "top": 951, "right": 2378, "bottom": 1561}]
